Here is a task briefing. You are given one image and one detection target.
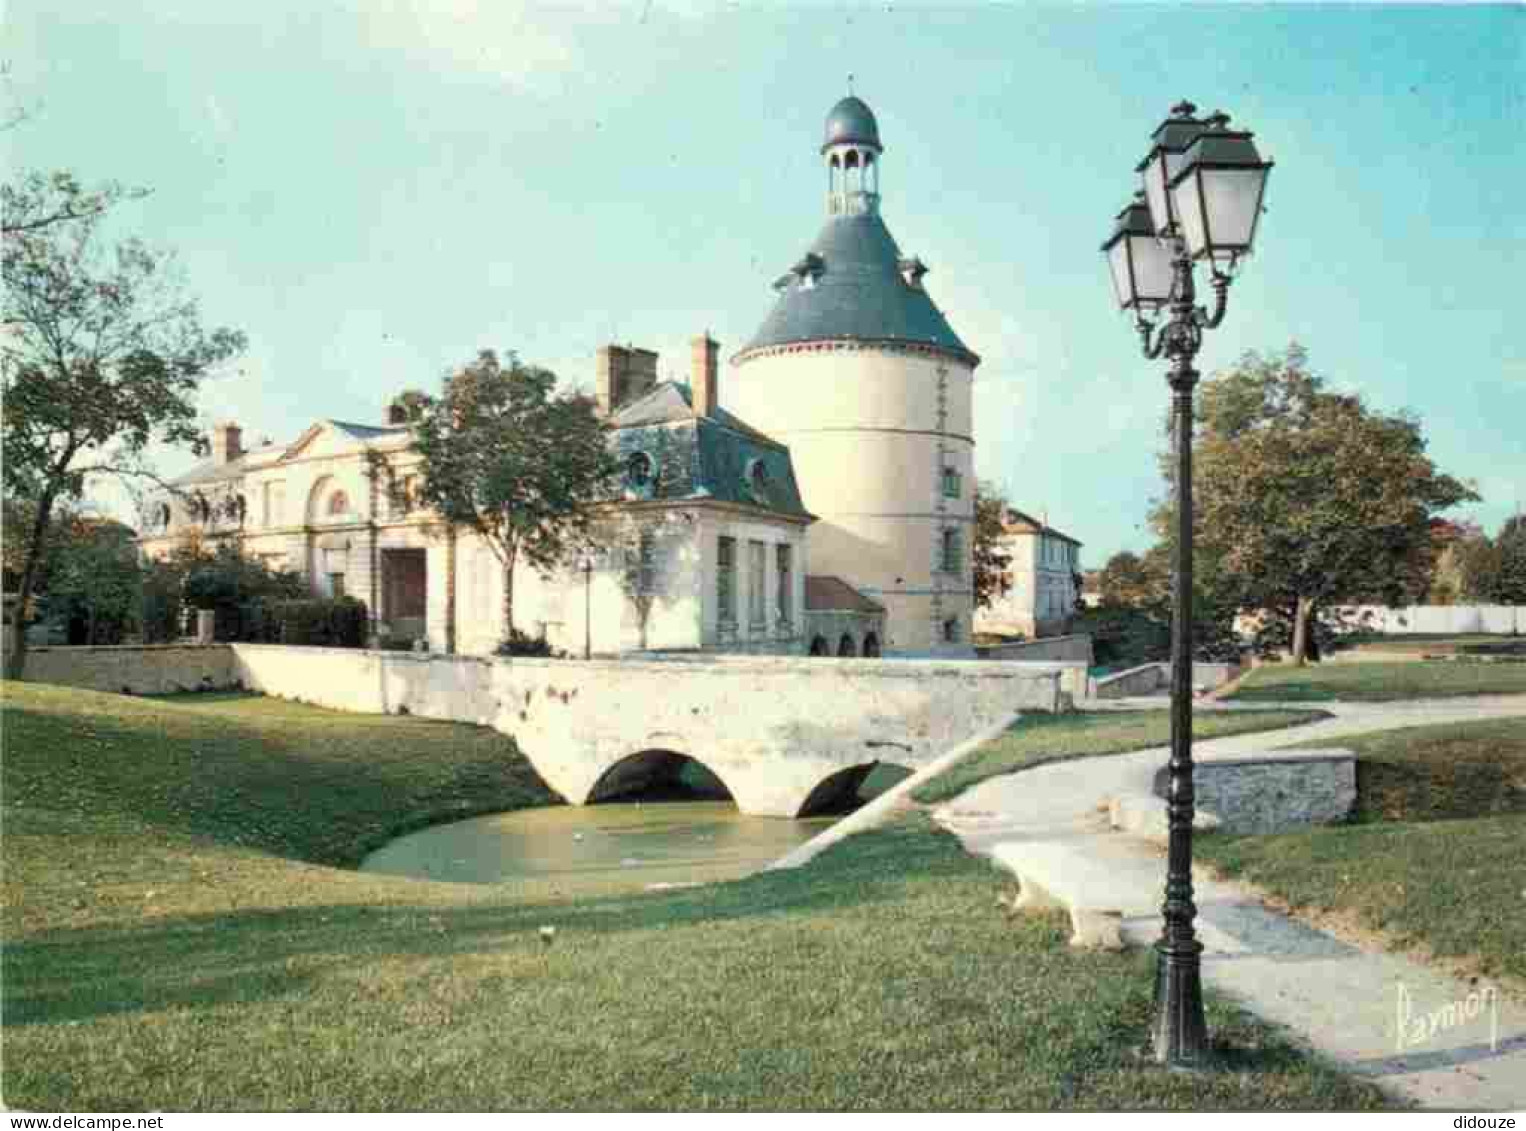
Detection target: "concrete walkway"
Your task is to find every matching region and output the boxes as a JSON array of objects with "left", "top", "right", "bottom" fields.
[{"left": 935, "top": 695, "right": 1526, "bottom": 1111}]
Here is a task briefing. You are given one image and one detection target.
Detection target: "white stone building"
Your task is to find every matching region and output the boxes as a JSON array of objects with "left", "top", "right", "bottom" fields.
[
  {"left": 138, "top": 337, "right": 830, "bottom": 658},
  {"left": 140, "top": 94, "right": 989, "bottom": 659},
  {"left": 975, "top": 508, "right": 1084, "bottom": 640}
]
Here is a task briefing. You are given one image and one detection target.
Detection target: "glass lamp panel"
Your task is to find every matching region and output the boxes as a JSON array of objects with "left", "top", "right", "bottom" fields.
[
  {"left": 1130, "top": 233, "right": 1174, "bottom": 307},
  {"left": 1106, "top": 240, "right": 1134, "bottom": 308},
  {"left": 1142, "top": 150, "right": 1172, "bottom": 236},
  {"left": 1170, "top": 169, "right": 1210, "bottom": 260},
  {"left": 1201, "top": 166, "right": 1269, "bottom": 256}
]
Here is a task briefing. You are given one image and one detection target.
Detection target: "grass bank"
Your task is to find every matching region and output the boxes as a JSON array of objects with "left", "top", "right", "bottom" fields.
[
  {"left": 912, "top": 708, "right": 1328, "bottom": 805},
  {"left": 1197, "top": 719, "right": 1526, "bottom": 986},
  {"left": 2, "top": 683, "right": 1389, "bottom": 1110},
  {"left": 1335, "top": 633, "right": 1525, "bottom": 656},
  {"left": 1228, "top": 660, "right": 1526, "bottom": 702}
]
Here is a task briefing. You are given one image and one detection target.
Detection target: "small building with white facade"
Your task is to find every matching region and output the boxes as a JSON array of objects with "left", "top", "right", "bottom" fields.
[{"left": 975, "top": 508, "right": 1083, "bottom": 640}]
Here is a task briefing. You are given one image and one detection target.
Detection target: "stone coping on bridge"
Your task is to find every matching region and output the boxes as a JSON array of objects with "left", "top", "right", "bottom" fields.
[{"left": 231, "top": 642, "right": 1080, "bottom": 680}]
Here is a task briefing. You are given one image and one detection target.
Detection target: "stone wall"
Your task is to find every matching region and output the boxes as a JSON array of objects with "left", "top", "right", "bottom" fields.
[
  {"left": 976, "top": 633, "right": 1093, "bottom": 665},
  {"left": 1154, "top": 751, "right": 1356, "bottom": 834},
  {"left": 1333, "top": 604, "right": 1523, "bottom": 636},
  {"left": 1092, "top": 659, "right": 1243, "bottom": 699},
  {"left": 230, "top": 644, "right": 1067, "bottom": 816},
  {"left": 18, "top": 644, "right": 237, "bottom": 695}
]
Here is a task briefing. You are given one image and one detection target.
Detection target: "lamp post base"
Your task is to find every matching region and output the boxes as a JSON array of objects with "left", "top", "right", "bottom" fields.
[{"left": 1151, "top": 937, "right": 1209, "bottom": 1064}]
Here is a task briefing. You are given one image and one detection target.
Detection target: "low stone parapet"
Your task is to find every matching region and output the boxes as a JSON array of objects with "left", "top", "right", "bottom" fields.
[
  {"left": 17, "top": 644, "right": 237, "bottom": 695},
  {"left": 1144, "top": 749, "right": 1356, "bottom": 835}
]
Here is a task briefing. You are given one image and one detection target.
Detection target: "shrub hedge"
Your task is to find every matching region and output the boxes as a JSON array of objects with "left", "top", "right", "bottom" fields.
[{"left": 237, "top": 597, "right": 369, "bottom": 648}]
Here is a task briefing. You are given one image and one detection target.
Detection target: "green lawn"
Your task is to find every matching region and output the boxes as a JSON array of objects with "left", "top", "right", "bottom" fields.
[
  {"left": 912, "top": 708, "right": 1329, "bottom": 805},
  {"left": 1, "top": 683, "right": 1390, "bottom": 1111},
  {"left": 1228, "top": 660, "right": 1526, "bottom": 702},
  {"left": 1197, "top": 719, "right": 1526, "bottom": 985}
]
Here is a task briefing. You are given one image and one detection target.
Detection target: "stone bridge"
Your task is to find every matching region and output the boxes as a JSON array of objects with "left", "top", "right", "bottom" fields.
[{"left": 231, "top": 645, "right": 1068, "bottom": 816}]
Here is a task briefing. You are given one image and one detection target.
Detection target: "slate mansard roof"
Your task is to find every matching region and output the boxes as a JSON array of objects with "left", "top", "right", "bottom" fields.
[
  {"left": 738, "top": 212, "right": 978, "bottom": 366},
  {"left": 608, "top": 382, "right": 812, "bottom": 521}
]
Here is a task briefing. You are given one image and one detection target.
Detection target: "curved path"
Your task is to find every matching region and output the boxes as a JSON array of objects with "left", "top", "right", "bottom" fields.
[{"left": 935, "top": 695, "right": 1526, "bottom": 1111}]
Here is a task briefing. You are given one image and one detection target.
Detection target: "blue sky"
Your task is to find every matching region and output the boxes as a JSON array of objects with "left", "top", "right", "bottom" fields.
[{"left": 10, "top": 2, "right": 1524, "bottom": 564}]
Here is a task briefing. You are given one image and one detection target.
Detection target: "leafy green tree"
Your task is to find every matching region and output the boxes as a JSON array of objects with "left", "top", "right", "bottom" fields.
[
  {"left": 1427, "top": 523, "right": 1500, "bottom": 605},
  {"left": 1155, "top": 345, "right": 1477, "bottom": 664},
  {"left": 972, "top": 481, "right": 1012, "bottom": 610},
  {"left": 2, "top": 170, "right": 245, "bottom": 677},
  {"left": 1494, "top": 515, "right": 1526, "bottom": 605},
  {"left": 45, "top": 517, "right": 141, "bottom": 645},
  {"left": 410, "top": 350, "right": 620, "bottom": 639},
  {"left": 1097, "top": 550, "right": 1153, "bottom": 607}
]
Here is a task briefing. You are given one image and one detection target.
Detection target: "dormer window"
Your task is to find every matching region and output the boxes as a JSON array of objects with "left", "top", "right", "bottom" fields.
[
  {"left": 745, "top": 458, "right": 771, "bottom": 506},
  {"left": 626, "top": 451, "right": 655, "bottom": 497},
  {"left": 899, "top": 256, "right": 929, "bottom": 289}
]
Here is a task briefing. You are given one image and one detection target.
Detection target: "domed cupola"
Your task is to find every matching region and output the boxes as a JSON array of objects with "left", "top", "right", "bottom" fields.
[
  {"left": 822, "top": 95, "right": 883, "bottom": 218},
  {"left": 823, "top": 95, "right": 882, "bottom": 153},
  {"left": 736, "top": 93, "right": 976, "bottom": 366}
]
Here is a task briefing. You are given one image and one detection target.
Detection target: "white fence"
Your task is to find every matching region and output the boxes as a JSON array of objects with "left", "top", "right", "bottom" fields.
[{"left": 1334, "top": 605, "right": 1523, "bottom": 636}]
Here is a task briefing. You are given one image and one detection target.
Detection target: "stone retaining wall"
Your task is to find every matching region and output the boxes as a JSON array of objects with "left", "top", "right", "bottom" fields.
[
  {"left": 1153, "top": 751, "right": 1356, "bottom": 834},
  {"left": 1092, "top": 659, "right": 1243, "bottom": 699},
  {"left": 18, "top": 644, "right": 237, "bottom": 695},
  {"left": 976, "top": 634, "right": 1094, "bottom": 665}
]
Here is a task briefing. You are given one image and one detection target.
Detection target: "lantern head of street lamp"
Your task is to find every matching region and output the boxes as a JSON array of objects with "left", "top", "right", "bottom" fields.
[
  {"left": 1136, "top": 100, "right": 1205, "bottom": 238},
  {"left": 1168, "top": 111, "right": 1274, "bottom": 269},
  {"left": 1101, "top": 191, "right": 1174, "bottom": 316}
]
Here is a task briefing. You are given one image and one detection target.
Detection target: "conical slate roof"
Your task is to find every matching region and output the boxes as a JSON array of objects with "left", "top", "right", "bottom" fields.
[{"left": 738, "top": 212, "right": 977, "bottom": 365}]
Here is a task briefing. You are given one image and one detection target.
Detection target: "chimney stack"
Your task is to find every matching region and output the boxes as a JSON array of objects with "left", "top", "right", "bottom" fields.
[
  {"left": 210, "top": 421, "right": 243, "bottom": 465},
  {"left": 692, "top": 333, "right": 719, "bottom": 418},
  {"left": 596, "top": 345, "right": 659, "bottom": 416}
]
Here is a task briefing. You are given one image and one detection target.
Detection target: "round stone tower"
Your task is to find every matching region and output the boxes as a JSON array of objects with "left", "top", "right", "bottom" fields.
[{"left": 729, "top": 95, "right": 979, "bottom": 656}]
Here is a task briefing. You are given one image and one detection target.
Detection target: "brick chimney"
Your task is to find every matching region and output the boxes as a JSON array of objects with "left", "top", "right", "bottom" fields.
[
  {"left": 385, "top": 390, "right": 424, "bottom": 425},
  {"left": 210, "top": 420, "right": 243, "bottom": 465},
  {"left": 691, "top": 333, "right": 719, "bottom": 418},
  {"left": 596, "top": 345, "right": 660, "bottom": 416}
]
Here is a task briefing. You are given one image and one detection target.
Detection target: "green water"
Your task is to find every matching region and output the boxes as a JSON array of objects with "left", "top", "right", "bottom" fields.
[{"left": 360, "top": 802, "right": 838, "bottom": 896}]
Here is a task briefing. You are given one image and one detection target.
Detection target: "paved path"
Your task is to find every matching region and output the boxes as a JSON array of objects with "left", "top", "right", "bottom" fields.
[{"left": 935, "top": 695, "right": 1526, "bottom": 1111}]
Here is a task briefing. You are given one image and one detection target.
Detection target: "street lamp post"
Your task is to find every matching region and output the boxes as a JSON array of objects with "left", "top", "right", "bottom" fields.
[
  {"left": 582, "top": 552, "right": 594, "bottom": 660},
  {"left": 1100, "top": 101, "right": 1273, "bottom": 1066}
]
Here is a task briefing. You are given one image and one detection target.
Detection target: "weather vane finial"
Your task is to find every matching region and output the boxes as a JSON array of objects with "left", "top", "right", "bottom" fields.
[{"left": 848, "top": 73, "right": 855, "bottom": 96}]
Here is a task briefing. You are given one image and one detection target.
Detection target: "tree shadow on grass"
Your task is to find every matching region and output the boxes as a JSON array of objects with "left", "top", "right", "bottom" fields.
[{"left": 3, "top": 819, "right": 952, "bottom": 1027}]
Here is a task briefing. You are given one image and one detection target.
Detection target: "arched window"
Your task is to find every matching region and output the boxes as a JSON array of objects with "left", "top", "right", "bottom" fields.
[
  {"left": 156, "top": 503, "right": 171, "bottom": 530},
  {"left": 809, "top": 636, "right": 829, "bottom": 656},
  {"left": 626, "top": 451, "right": 654, "bottom": 490},
  {"left": 838, "top": 634, "right": 856, "bottom": 657},
  {"left": 863, "top": 633, "right": 881, "bottom": 657},
  {"left": 328, "top": 490, "right": 350, "bottom": 517}
]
